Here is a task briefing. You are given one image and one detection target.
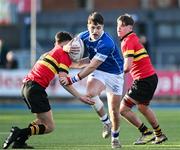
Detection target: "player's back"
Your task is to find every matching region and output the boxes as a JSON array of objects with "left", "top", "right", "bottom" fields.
[{"left": 23, "top": 46, "right": 71, "bottom": 88}]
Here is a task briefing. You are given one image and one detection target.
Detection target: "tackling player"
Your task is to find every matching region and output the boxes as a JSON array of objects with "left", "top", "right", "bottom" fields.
[
  {"left": 60, "top": 12, "right": 124, "bottom": 149},
  {"left": 117, "top": 14, "right": 167, "bottom": 145},
  {"left": 2, "top": 31, "right": 94, "bottom": 149}
]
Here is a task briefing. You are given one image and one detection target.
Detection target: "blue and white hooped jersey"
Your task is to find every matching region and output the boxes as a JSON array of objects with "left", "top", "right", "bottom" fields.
[{"left": 78, "top": 30, "right": 124, "bottom": 75}]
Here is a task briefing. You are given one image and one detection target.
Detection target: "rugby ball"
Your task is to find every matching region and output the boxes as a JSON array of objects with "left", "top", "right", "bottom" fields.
[{"left": 69, "top": 37, "right": 84, "bottom": 62}]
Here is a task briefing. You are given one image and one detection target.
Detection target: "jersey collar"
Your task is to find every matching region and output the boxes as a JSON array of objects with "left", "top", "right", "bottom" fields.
[{"left": 120, "top": 31, "right": 133, "bottom": 41}]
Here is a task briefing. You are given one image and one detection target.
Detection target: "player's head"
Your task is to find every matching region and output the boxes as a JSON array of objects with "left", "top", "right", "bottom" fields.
[
  {"left": 117, "top": 14, "right": 134, "bottom": 39},
  {"left": 87, "top": 12, "right": 104, "bottom": 41},
  {"left": 55, "top": 31, "right": 73, "bottom": 47}
]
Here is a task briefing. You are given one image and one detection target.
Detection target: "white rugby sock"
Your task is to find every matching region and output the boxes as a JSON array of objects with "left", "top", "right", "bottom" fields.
[
  {"left": 111, "top": 128, "right": 120, "bottom": 140},
  {"left": 100, "top": 114, "right": 111, "bottom": 125}
]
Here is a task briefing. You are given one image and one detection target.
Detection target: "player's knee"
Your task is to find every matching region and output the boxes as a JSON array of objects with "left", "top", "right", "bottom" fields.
[
  {"left": 91, "top": 96, "right": 104, "bottom": 111},
  {"left": 137, "top": 104, "right": 148, "bottom": 113},
  {"left": 137, "top": 101, "right": 150, "bottom": 112},
  {"left": 110, "top": 104, "right": 119, "bottom": 115},
  {"left": 121, "top": 97, "right": 135, "bottom": 109},
  {"left": 120, "top": 108, "right": 129, "bottom": 117},
  {"left": 120, "top": 98, "right": 133, "bottom": 116},
  {"left": 109, "top": 109, "right": 119, "bottom": 119}
]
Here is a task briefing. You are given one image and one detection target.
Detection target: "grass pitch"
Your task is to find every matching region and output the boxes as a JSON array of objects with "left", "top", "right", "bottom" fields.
[{"left": 0, "top": 106, "right": 180, "bottom": 150}]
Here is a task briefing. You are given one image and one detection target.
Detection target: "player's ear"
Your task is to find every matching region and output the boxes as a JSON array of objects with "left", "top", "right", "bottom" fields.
[
  {"left": 63, "top": 40, "right": 73, "bottom": 53},
  {"left": 55, "top": 41, "right": 58, "bottom": 46},
  {"left": 66, "top": 39, "right": 74, "bottom": 46}
]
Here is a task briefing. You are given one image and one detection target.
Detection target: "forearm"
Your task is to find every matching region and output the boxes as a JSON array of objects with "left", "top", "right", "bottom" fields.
[
  {"left": 70, "top": 62, "right": 89, "bottom": 69},
  {"left": 70, "top": 57, "right": 90, "bottom": 69},
  {"left": 78, "top": 58, "right": 102, "bottom": 79},
  {"left": 68, "top": 65, "right": 95, "bottom": 84},
  {"left": 62, "top": 59, "right": 102, "bottom": 85},
  {"left": 62, "top": 83, "right": 95, "bottom": 105},
  {"left": 62, "top": 84, "right": 81, "bottom": 98},
  {"left": 78, "top": 65, "right": 96, "bottom": 79},
  {"left": 123, "top": 57, "right": 133, "bottom": 73},
  {"left": 64, "top": 65, "right": 96, "bottom": 85}
]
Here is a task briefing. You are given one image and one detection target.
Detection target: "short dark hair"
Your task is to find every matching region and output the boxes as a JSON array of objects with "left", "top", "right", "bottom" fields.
[
  {"left": 117, "top": 14, "right": 134, "bottom": 26},
  {"left": 55, "top": 31, "right": 73, "bottom": 43},
  {"left": 88, "top": 12, "right": 104, "bottom": 25}
]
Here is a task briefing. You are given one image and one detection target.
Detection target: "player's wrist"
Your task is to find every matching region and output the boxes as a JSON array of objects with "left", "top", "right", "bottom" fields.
[
  {"left": 77, "top": 73, "right": 82, "bottom": 80},
  {"left": 70, "top": 73, "right": 82, "bottom": 84}
]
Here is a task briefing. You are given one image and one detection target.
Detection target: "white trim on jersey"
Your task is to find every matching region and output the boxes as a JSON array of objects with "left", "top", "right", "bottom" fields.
[{"left": 94, "top": 53, "right": 108, "bottom": 62}]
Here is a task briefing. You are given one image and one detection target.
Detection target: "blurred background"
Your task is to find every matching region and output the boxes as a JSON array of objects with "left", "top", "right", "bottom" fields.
[{"left": 0, "top": 0, "right": 180, "bottom": 102}]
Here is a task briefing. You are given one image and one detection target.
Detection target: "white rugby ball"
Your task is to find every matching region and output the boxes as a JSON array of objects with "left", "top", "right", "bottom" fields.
[{"left": 69, "top": 37, "right": 84, "bottom": 62}]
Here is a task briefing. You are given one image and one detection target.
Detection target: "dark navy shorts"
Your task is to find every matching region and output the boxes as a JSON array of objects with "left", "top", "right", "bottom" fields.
[
  {"left": 21, "top": 80, "right": 51, "bottom": 113},
  {"left": 127, "top": 74, "right": 158, "bottom": 103}
]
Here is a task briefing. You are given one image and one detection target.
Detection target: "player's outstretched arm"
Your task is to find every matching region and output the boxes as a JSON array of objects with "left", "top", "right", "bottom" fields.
[
  {"left": 62, "top": 84, "right": 94, "bottom": 105},
  {"left": 60, "top": 58, "right": 103, "bottom": 85},
  {"left": 59, "top": 72, "right": 94, "bottom": 105},
  {"left": 70, "top": 57, "right": 90, "bottom": 69}
]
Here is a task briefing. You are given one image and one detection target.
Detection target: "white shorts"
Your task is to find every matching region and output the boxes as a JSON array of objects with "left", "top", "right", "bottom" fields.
[{"left": 87, "top": 70, "right": 124, "bottom": 95}]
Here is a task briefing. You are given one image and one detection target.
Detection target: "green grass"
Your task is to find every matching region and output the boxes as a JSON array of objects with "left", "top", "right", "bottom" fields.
[{"left": 0, "top": 108, "right": 180, "bottom": 150}]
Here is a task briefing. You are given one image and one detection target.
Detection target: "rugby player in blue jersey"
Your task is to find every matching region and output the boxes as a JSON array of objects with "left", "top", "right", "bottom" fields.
[{"left": 60, "top": 12, "right": 124, "bottom": 149}]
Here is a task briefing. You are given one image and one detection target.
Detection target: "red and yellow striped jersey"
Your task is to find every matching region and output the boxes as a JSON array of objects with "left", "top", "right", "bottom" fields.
[
  {"left": 121, "top": 32, "right": 155, "bottom": 80},
  {"left": 23, "top": 45, "right": 72, "bottom": 88}
]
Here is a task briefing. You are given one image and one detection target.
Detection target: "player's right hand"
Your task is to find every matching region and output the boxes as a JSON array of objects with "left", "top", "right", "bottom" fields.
[{"left": 79, "top": 96, "right": 95, "bottom": 105}]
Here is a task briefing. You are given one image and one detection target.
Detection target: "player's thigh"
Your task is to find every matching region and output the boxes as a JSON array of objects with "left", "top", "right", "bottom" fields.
[
  {"left": 104, "top": 73, "right": 123, "bottom": 112},
  {"left": 127, "top": 74, "right": 158, "bottom": 104},
  {"left": 86, "top": 78, "right": 105, "bottom": 96},
  {"left": 107, "top": 92, "right": 121, "bottom": 111},
  {"left": 105, "top": 73, "right": 124, "bottom": 95},
  {"left": 22, "top": 80, "right": 51, "bottom": 113},
  {"left": 119, "top": 99, "right": 132, "bottom": 114}
]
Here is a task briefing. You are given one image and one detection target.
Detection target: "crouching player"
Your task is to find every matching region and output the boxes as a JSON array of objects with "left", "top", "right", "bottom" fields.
[{"left": 2, "top": 31, "right": 94, "bottom": 149}]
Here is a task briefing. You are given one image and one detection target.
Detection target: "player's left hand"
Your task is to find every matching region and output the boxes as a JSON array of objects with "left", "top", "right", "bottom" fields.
[{"left": 79, "top": 96, "right": 95, "bottom": 105}]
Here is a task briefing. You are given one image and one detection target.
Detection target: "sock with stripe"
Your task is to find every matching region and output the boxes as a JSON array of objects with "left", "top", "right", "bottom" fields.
[
  {"left": 153, "top": 125, "right": 162, "bottom": 137},
  {"left": 138, "top": 123, "right": 151, "bottom": 135},
  {"left": 16, "top": 124, "right": 46, "bottom": 144},
  {"left": 100, "top": 114, "right": 111, "bottom": 125},
  {"left": 111, "top": 128, "right": 120, "bottom": 141}
]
